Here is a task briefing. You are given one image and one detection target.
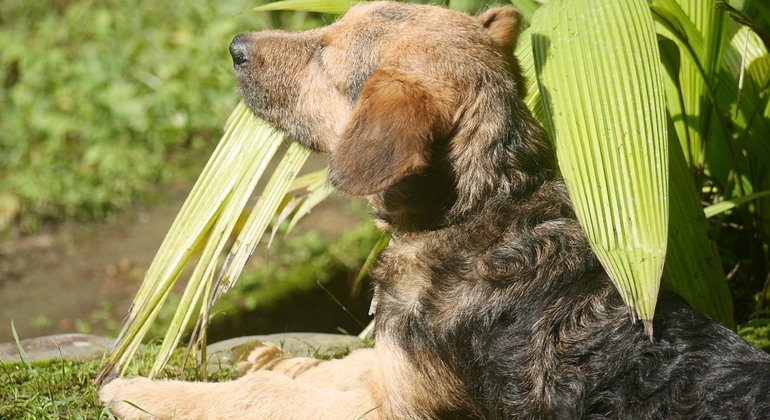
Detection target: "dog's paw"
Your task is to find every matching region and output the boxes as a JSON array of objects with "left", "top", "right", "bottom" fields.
[
  {"left": 237, "top": 343, "right": 323, "bottom": 378},
  {"left": 237, "top": 342, "right": 289, "bottom": 374},
  {"left": 99, "top": 377, "right": 168, "bottom": 419}
]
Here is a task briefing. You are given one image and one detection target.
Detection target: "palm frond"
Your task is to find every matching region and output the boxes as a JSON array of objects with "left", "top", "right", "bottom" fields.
[
  {"left": 97, "top": 103, "right": 304, "bottom": 383},
  {"left": 531, "top": 0, "right": 669, "bottom": 337},
  {"left": 253, "top": 0, "right": 355, "bottom": 14},
  {"left": 704, "top": 190, "right": 770, "bottom": 218}
]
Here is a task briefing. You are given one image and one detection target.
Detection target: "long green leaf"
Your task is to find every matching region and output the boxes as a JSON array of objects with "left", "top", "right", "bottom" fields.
[
  {"left": 655, "top": 0, "right": 725, "bottom": 170},
  {"left": 722, "top": 26, "right": 770, "bottom": 172},
  {"left": 654, "top": 18, "right": 732, "bottom": 327},
  {"left": 704, "top": 190, "right": 770, "bottom": 218},
  {"left": 149, "top": 121, "right": 287, "bottom": 376},
  {"left": 98, "top": 103, "right": 289, "bottom": 383},
  {"left": 11, "top": 320, "right": 31, "bottom": 370},
  {"left": 212, "top": 143, "right": 310, "bottom": 300},
  {"left": 253, "top": 0, "right": 356, "bottom": 14},
  {"left": 655, "top": 1, "right": 770, "bottom": 221},
  {"left": 532, "top": 0, "right": 668, "bottom": 336},
  {"left": 664, "top": 118, "right": 733, "bottom": 327}
]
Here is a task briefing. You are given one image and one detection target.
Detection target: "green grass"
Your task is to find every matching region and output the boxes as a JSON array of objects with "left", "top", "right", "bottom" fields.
[
  {"left": 0, "top": 0, "right": 339, "bottom": 232},
  {"left": 1, "top": 329, "right": 368, "bottom": 418},
  {"left": 1, "top": 358, "right": 109, "bottom": 419},
  {"left": 0, "top": 345, "right": 237, "bottom": 420},
  {"left": 738, "top": 311, "right": 770, "bottom": 352}
]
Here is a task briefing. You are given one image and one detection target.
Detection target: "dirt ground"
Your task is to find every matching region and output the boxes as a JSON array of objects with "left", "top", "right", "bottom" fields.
[{"left": 0, "top": 156, "right": 367, "bottom": 343}]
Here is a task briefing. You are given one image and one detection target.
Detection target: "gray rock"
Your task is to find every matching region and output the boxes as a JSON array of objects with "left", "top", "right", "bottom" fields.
[
  {"left": 0, "top": 333, "right": 114, "bottom": 363},
  {"left": 206, "top": 333, "right": 367, "bottom": 373},
  {"left": 0, "top": 332, "right": 366, "bottom": 374}
]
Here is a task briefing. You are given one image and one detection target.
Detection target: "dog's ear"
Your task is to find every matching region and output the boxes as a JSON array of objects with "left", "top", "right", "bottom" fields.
[
  {"left": 477, "top": 7, "right": 523, "bottom": 52},
  {"left": 329, "top": 67, "right": 446, "bottom": 195},
  {"left": 478, "top": 7, "right": 526, "bottom": 94}
]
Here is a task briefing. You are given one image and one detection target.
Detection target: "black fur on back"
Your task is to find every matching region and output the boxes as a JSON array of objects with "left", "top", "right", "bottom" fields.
[{"left": 373, "top": 174, "right": 770, "bottom": 417}]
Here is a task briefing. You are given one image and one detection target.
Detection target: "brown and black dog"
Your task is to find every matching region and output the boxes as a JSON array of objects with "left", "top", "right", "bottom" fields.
[{"left": 100, "top": 2, "right": 770, "bottom": 418}]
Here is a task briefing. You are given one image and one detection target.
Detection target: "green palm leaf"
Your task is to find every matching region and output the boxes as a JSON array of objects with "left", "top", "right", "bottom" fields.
[
  {"left": 97, "top": 103, "right": 306, "bottom": 382},
  {"left": 704, "top": 190, "right": 770, "bottom": 218},
  {"left": 253, "top": 0, "right": 356, "bottom": 14},
  {"left": 531, "top": 0, "right": 668, "bottom": 337},
  {"left": 664, "top": 123, "right": 733, "bottom": 327}
]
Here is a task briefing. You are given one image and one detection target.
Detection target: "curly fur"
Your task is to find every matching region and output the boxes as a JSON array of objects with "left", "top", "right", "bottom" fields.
[{"left": 100, "top": 2, "right": 770, "bottom": 418}]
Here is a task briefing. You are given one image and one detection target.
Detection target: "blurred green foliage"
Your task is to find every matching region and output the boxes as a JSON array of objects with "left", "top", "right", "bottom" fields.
[
  {"left": 739, "top": 312, "right": 770, "bottom": 352},
  {"left": 0, "top": 1, "right": 271, "bottom": 230}
]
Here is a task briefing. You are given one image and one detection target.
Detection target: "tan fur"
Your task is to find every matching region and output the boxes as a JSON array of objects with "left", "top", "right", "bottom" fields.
[
  {"left": 373, "top": 337, "right": 477, "bottom": 419},
  {"left": 100, "top": 348, "right": 379, "bottom": 419}
]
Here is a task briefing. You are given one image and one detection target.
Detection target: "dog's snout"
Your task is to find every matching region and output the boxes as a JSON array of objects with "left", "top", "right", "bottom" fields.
[{"left": 229, "top": 34, "right": 250, "bottom": 66}]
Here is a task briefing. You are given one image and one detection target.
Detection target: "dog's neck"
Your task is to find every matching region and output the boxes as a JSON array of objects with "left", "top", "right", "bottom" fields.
[{"left": 369, "top": 92, "right": 554, "bottom": 233}]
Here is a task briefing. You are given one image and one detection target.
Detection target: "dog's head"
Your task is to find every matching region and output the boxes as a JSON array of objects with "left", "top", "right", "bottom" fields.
[{"left": 231, "top": 2, "right": 550, "bottom": 229}]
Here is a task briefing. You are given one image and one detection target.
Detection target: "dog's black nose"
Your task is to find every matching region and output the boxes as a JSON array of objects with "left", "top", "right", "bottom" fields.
[{"left": 229, "top": 34, "right": 250, "bottom": 66}]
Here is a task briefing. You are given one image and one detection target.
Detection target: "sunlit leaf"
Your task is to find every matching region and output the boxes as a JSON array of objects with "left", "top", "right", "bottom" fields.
[
  {"left": 664, "top": 121, "right": 733, "bottom": 327},
  {"left": 532, "top": 0, "right": 668, "bottom": 337},
  {"left": 704, "top": 190, "right": 770, "bottom": 218},
  {"left": 213, "top": 143, "right": 310, "bottom": 300},
  {"left": 657, "top": 0, "right": 725, "bottom": 169},
  {"left": 149, "top": 124, "right": 293, "bottom": 377},
  {"left": 253, "top": 0, "right": 356, "bottom": 15},
  {"left": 97, "top": 103, "right": 293, "bottom": 382}
]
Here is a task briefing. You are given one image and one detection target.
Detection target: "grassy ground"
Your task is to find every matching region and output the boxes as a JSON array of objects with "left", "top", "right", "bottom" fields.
[
  {"left": 0, "top": 345, "right": 237, "bottom": 419},
  {"left": 2, "top": 358, "right": 110, "bottom": 419},
  {"left": 0, "top": 216, "right": 379, "bottom": 418},
  {"left": 1, "top": 332, "right": 365, "bottom": 419}
]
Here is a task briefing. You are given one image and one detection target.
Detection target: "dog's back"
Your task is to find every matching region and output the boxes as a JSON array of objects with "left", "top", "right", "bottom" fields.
[{"left": 374, "top": 175, "right": 770, "bottom": 418}]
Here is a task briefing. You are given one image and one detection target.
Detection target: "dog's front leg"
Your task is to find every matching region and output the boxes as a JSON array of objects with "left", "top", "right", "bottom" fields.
[{"left": 99, "top": 370, "right": 378, "bottom": 420}]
